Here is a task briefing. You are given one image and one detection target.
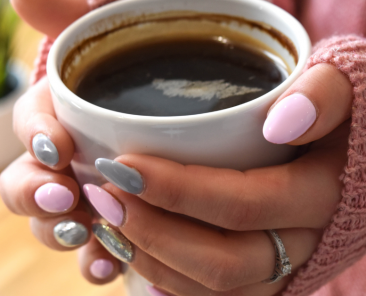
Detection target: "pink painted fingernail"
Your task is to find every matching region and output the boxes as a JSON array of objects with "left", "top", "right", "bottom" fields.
[
  {"left": 146, "top": 286, "right": 171, "bottom": 296},
  {"left": 35, "top": 183, "right": 74, "bottom": 213},
  {"left": 83, "top": 184, "right": 124, "bottom": 227},
  {"left": 263, "top": 94, "right": 316, "bottom": 144},
  {"left": 90, "top": 259, "right": 114, "bottom": 279}
]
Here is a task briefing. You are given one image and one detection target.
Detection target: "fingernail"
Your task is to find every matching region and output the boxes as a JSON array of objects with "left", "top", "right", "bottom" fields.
[
  {"left": 53, "top": 220, "right": 88, "bottom": 247},
  {"left": 95, "top": 158, "right": 144, "bottom": 195},
  {"left": 83, "top": 184, "right": 124, "bottom": 227},
  {"left": 92, "top": 224, "right": 133, "bottom": 263},
  {"left": 32, "top": 134, "right": 59, "bottom": 166},
  {"left": 90, "top": 259, "right": 114, "bottom": 279},
  {"left": 263, "top": 94, "right": 316, "bottom": 144},
  {"left": 35, "top": 183, "right": 74, "bottom": 213},
  {"left": 146, "top": 286, "right": 170, "bottom": 296}
]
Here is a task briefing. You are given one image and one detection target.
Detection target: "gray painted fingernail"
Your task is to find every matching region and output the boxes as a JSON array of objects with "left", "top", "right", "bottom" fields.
[
  {"left": 92, "top": 224, "right": 133, "bottom": 263},
  {"left": 32, "top": 134, "right": 59, "bottom": 166},
  {"left": 53, "top": 220, "right": 89, "bottom": 247},
  {"left": 95, "top": 158, "right": 144, "bottom": 194}
]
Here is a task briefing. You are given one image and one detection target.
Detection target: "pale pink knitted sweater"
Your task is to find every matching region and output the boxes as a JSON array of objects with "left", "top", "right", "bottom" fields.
[{"left": 31, "top": 1, "right": 366, "bottom": 296}]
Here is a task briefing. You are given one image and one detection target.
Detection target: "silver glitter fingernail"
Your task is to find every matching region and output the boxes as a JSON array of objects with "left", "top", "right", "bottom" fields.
[
  {"left": 32, "top": 133, "right": 59, "bottom": 166},
  {"left": 92, "top": 224, "right": 133, "bottom": 263},
  {"left": 53, "top": 220, "right": 89, "bottom": 247}
]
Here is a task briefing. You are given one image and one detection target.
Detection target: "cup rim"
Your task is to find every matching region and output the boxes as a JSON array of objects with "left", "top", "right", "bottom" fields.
[{"left": 47, "top": 0, "right": 311, "bottom": 124}]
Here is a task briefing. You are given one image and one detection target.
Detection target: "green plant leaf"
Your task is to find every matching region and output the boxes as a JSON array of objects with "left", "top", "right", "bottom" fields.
[{"left": 0, "top": 0, "right": 19, "bottom": 97}]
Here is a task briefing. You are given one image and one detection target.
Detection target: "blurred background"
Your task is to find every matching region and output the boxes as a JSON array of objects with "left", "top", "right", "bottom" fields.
[{"left": 0, "top": 1, "right": 125, "bottom": 295}]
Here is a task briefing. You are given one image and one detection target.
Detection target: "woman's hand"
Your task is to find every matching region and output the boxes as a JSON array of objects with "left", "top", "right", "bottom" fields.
[
  {"left": 77, "top": 63, "right": 353, "bottom": 295},
  {"left": 1, "top": 0, "right": 124, "bottom": 283},
  {"left": 0, "top": 80, "right": 124, "bottom": 283},
  {"left": 1, "top": 0, "right": 355, "bottom": 292}
]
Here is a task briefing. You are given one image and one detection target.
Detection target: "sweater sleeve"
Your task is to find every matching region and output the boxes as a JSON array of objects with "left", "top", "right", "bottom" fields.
[{"left": 283, "top": 35, "right": 366, "bottom": 296}]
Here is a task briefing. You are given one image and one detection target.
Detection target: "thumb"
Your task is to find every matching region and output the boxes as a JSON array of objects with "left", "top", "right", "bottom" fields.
[
  {"left": 11, "top": 0, "right": 90, "bottom": 39},
  {"left": 263, "top": 63, "right": 353, "bottom": 145}
]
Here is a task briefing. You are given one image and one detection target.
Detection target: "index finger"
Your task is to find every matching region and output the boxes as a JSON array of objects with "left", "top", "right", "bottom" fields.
[
  {"left": 13, "top": 77, "right": 75, "bottom": 169},
  {"left": 94, "top": 122, "right": 347, "bottom": 232}
]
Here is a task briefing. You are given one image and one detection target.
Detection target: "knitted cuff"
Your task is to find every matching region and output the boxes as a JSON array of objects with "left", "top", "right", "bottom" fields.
[
  {"left": 283, "top": 35, "right": 366, "bottom": 296},
  {"left": 30, "top": 36, "right": 53, "bottom": 85}
]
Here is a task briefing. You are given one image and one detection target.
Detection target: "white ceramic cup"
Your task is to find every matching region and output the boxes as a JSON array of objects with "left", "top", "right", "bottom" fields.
[
  {"left": 47, "top": 1, "right": 310, "bottom": 294},
  {"left": 48, "top": 0, "right": 311, "bottom": 186}
]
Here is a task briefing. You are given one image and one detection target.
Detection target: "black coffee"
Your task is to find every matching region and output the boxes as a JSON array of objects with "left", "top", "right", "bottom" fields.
[{"left": 75, "top": 37, "right": 288, "bottom": 116}]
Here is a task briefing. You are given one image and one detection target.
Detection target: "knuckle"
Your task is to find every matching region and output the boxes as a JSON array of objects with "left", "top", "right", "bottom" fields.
[
  {"left": 226, "top": 195, "right": 263, "bottom": 231},
  {"left": 155, "top": 166, "right": 187, "bottom": 212},
  {"left": 4, "top": 200, "right": 21, "bottom": 215},
  {"left": 17, "top": 171, "right": 38, "bottom": 214},
  {"left": 0, "top": 170, "right": 19, "bottom": 215},
  {"left": 162, "top": 183, "right": 182, "bottom": 211},
  {"left": 137, "top": 230, "right": 156, "bottom": 254},
  {"left": 10, "top": 185, "right": 27, "bottom": 215},
  {"left": 29, "top": 218, "right": 54, "bottom": 249},
  {"left": 146, "top": 265, "right": 165, "bottom": 287},
  {"left": 199, "top": 257, "right": 241, "bottom": 292},
  {"left": 0, "top": 170, "right": 6, "bottom": 196},
  {"left": 12, "top": 92, "right": 30, "bottom": 137},
  {"left": 0, "top": 168, "right": 35, "bottom": 216},
  {"left": 12, "top": 100, "right": 21, "bottom": 136}
]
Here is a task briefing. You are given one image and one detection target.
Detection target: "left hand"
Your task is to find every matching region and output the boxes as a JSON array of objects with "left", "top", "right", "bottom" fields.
[{"left": 79, "top": 64, "right": 352, "bottom": 295}]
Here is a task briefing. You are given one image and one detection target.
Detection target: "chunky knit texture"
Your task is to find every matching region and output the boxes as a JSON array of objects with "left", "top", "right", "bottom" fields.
[
  {"left": 30, "top": 1, "right": 366, "bottom": 295},
  {"left": 30, "top": 36, "right": 53, "bottom": 85},
  {"left": 283, "top": 35, "right": 366, "bottom": 296}
]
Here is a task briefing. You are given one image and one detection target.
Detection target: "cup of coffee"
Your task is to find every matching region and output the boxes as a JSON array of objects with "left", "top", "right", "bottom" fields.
[
  {"left": 47, "top": 0, "right": 311, "bottom": 293},
  {"left": 48, "top": 0, "right": 310, "bottom": 185}
]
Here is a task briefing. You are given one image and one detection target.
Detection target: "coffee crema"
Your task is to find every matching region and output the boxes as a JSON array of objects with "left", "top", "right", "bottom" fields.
[{"left": 63, "top": 12, "right": 294, "bottom": 116}]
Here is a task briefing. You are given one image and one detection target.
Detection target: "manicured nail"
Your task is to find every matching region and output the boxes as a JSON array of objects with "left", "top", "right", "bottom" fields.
[
  {"left": 53, "top": 220, "right": 88, "bottom": 247},
  {"left": 95, "top": 158, "right": 144, "bottom": 195},
  {"left": 35, "top": 183, "right": 74, "bottom": 213},
  {"left": 146, "top": 286, "right": 170, "bottom": 296},
  {"left": 83, "top": 184, "right": 124, "bottom": 227},
  {"left": 32, "top": 134, "right": 59, "bottom": 166},
  {"left": 92, "top": 224, "right": 133, "bottom": 263},
  {"left": 90, "top": 259, "right": 114, "bottom": 279},
  {"left": 263, "top": 94, "right": 316, "bottom": 144}
]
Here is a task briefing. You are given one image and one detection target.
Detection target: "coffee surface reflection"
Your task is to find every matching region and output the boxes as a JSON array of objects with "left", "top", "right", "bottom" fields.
[{"left": 75, "top": 37, "right": 288, "bottom": 116}]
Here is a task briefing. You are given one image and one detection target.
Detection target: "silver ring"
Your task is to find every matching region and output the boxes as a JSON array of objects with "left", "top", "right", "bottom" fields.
[{"left": 262, "top": 230, "right": 292, "bottom": 284}]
